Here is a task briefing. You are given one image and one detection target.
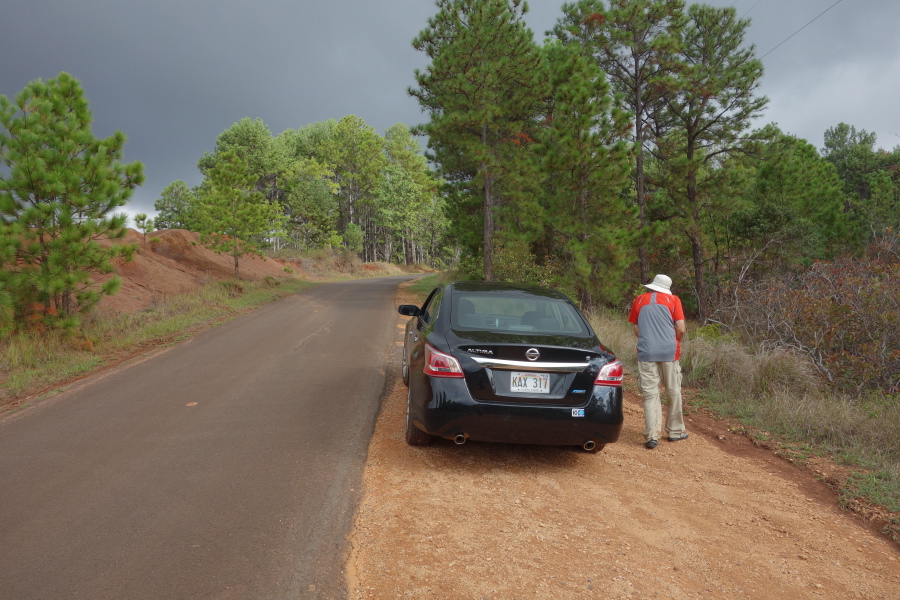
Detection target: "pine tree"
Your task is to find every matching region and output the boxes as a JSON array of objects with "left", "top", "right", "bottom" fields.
[
  {"left": 539, "top": 40, "right": 635, "bottom": 306},
  {"left": 198, "top": 150, "right": 287, "bottom": 279},
  {"left": 410, "top": 0, "right": 546, "bottom": 280},
  {"left": 730, "top": 126, "right": 850, "bottom": 265},
  {"left": 155, "top": 180, "right": 200, "bottom": 230},
  {"left": 551, "top": 0, "right": 686, "bottom": 286},
  {"left": 282, "top": 157, "right": 340, "bottom": 251},
  {"left": 384, "top": 123, "right": 445, "bottom": 266},
  {"left": 0, "top": 72, "right": 144, "bottom": 328},
  {"left": 650, "top": 4, "right": 767, "bottom": 323}
]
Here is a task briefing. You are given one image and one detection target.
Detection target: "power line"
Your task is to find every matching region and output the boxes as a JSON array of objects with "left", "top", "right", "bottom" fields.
[
  {"left": 741, "top": 0, "right": 763, "bottom": 19},
  {"left": 760, "top": 0, "right": 845, "bottom": 59}
]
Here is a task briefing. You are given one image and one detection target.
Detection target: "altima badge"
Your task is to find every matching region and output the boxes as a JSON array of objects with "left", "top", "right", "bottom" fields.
[{"left": 525, "top": 348, "right": 540, "bottom": 361}]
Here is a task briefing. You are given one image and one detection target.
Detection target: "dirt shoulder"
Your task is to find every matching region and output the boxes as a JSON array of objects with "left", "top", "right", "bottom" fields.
[{"left": 346, "top": 287, "right": 900, "bottom": 599}]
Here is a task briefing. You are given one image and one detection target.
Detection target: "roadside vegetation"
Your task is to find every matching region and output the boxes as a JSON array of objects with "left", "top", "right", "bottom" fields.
[
  {"left": 0, "top": 253, "right": 427, "bottom": 410},
  {"left": 588, "top": 307, "right": 900, "bottom": 537},
  {"left": 0, "top": 277, "right": 310, "bottom": 407}
]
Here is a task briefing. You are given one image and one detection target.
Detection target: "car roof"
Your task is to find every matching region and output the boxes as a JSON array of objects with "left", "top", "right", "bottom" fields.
[{"left": 448, "top": 281, "right": 570, "bottom": 301}]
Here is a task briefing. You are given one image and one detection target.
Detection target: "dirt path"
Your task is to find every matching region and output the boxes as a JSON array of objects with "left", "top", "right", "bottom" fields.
[{"left": 346, "top": 289, "right": 900, "bottom": 599}]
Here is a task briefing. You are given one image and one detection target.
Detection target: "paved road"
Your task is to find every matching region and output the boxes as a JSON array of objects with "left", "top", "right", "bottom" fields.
[{"left": 0, "top": 275, "right": 417, "bottom": 600}]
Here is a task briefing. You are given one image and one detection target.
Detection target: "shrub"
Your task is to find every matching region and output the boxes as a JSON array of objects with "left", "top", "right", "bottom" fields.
[{"left": 713, "top": 232, "right": 900, "bottom": 394}]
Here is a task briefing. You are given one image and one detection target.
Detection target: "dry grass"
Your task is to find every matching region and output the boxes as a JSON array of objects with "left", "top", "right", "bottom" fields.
[
  {"left": 0, "top": 278, "right": 314, "bottom": 405},
  {"left": 586, "top": 310, "right": 900, "bottom": 513}
]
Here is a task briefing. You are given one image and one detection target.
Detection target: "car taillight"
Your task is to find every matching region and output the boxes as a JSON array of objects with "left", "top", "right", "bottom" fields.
[
  {"left": 423, "top": 344, "right": 464, "bottom": 378},
  {"left": 595, "top": 359, "right": 623, "bottom": 386}
]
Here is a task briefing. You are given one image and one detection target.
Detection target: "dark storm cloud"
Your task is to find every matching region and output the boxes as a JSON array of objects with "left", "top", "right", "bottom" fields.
[
  {"left": 2, "top": 0, "right": 435, "bottom": 218},
  {"left": 2, "top": 0, "right": 898, "bottom": 223}
]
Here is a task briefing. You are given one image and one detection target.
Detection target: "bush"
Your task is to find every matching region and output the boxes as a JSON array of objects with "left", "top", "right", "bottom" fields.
[
  {"left": 713, "top": 232, "right": 900, "bottom": 394},
  {"left": 454, "top": 241, "right": 560, "bottom": 292}
]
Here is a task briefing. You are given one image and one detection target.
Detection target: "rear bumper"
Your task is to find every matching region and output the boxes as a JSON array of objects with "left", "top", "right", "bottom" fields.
[{"left": 411, "top": 377, "right": 623, "bottom": 446}]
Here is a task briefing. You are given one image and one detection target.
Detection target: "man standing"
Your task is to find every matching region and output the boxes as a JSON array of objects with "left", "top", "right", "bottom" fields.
[{"left": 628, "top": 274, "right": 687, "bottom": 449}]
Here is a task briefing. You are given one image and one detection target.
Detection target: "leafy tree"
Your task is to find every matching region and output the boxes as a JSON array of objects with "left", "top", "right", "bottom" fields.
[
  {"left": 198, "top": 117, "right": 294, "bottom": 206},
  {"left": 154, "top": 180, "right": 200, "bottom": 230},
  {"left": 319, "top": 115, "right": 387, "bottom": 260},
  {"left": 551, "top": 0, "right": 686, "bottom": 285},
  {"left": 197, "top": 150, "right": 287, "bottom": 279},
  {"left": 410, "top": 0, "right": 546, "bottom": 280},
  {"left": 650, "top": 4, "right": 768, "bottom": 322},
  {"left": 384, "top": 123, "right": 446, "bottom": 265},
  {"left": 538, "top": 40, "right": 636, "bottom": 306},
  {"left": 282, "top": 157, "right": 340, "bottom": 250},
  {"left": 0, "top": 72, "right": 143, "bottom": 328}
]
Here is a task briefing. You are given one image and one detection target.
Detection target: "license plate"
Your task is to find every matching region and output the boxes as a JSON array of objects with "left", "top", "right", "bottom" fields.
[{"left": 510, "top": 372, "right": 549, "bottom": 394}]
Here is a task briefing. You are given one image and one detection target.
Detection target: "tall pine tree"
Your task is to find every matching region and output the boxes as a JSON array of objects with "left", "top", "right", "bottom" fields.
[
  {"left": 552, "top": 0, "right": 685, "bottom": 286},
  {"left": 651, "top": 5, "right": 767, "bottom": 322},
  {"left": 410, "top": 0, "right": 545, "bottom": 280},
  {"left": 539, "top": 40, "right": 635, "bottom": 306}
]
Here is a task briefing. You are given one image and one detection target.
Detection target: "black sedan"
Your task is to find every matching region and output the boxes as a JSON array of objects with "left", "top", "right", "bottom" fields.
[{"left": 398, "top": 281, "right": 623, "bottom": 452}]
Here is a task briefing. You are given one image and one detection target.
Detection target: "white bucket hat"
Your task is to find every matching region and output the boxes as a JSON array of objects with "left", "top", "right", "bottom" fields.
[{"left": 644, "top": 274, "right": 673, "bottom": 294}]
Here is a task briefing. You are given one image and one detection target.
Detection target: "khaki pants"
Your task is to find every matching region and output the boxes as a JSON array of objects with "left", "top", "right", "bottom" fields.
[{"left": 637, "top": 360, "right": 685, "bottom": 442}]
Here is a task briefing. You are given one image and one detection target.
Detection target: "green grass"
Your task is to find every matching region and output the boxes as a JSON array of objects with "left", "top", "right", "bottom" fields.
[
  {"left": 0, "top": 277, "right": 316, "bottom": 405},
  {"left": 407, "top": 273, "right": 444, "bottom": 297}
]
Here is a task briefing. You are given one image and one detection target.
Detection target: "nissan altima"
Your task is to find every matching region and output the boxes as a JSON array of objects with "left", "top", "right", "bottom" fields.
[{"left": 398, "top": 281, "right": 623, "bottom": 452}]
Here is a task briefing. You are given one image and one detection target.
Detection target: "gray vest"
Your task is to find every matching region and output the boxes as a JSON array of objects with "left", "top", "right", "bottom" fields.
[{"left": 636, "top": 292, "right": 677, "bottom": 362}]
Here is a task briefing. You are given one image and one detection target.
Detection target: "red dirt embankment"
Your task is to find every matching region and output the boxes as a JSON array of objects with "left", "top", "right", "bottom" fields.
[{"left": 95, "top": 229, "right": 308, "bottom": 313}]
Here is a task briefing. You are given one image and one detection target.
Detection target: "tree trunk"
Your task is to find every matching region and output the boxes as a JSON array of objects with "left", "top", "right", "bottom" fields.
[
  {"left": 482, "top": 122, "right": 494, "bottom": 281},
  {"left": 687, "top": 165, "right": 705, "bottom": 323},
  {"left": 634, "top": 57, "right": 649, "bottom": 285},
  {"left": 403, "top": 228, "right": 408, "bottom": 265},
  {"left": 691, "top": 233, "right": 705, "bottom": 324},
  {"left": 483, "top": 172, "right": 494, "bottom": 281}
]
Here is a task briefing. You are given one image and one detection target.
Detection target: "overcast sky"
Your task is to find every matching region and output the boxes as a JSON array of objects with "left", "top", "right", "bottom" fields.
[{"left": 3, "top": 0, "right": 898, "bottom": 223}]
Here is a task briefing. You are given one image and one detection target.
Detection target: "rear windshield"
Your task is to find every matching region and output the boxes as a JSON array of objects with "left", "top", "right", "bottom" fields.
[{"left": 451, "top": 293, "right": 589, "bottom": 335}]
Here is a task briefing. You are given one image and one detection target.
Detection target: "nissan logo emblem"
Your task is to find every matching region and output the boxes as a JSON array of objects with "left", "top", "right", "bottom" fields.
[{"left": 525, "top": 348, "right": 540, "bottom": 361}]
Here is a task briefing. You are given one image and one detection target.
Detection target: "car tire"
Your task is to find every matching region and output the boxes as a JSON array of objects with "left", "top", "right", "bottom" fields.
[{"left": 405, "top": 389, "right": 433, "bottom": 446}]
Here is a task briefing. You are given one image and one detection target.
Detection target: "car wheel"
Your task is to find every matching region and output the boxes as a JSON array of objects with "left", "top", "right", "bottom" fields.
[
  {"left": 405, "top": 389, "right": 433, "bottom": 446},
  {"left": 401, "top": 343, "right": 410, "bottom": 387}
]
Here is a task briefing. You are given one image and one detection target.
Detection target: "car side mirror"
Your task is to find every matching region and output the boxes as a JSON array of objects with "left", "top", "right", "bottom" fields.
[{"left": 398, "top": 305, "right": 420, "bottom": 317}]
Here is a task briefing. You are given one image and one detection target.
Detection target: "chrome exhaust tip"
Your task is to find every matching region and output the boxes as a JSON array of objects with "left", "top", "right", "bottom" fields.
[
  {"left": 453, "top": 434, "right": 467, "bottom": 445},
  {"left": 582, "top": 440, "right": 596, "bottom": 451}
]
